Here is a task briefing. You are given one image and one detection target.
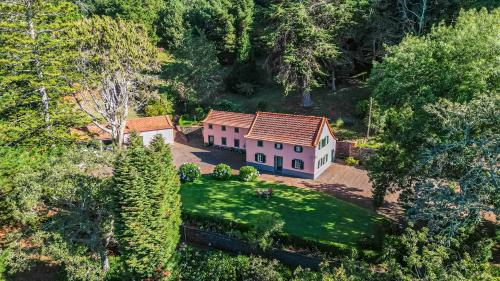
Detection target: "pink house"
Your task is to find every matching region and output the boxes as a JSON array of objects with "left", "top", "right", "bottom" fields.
[
  {"left": 202, "top": 110, "right": 256, "bottom": 150},
  {"left": 202, "top": 110, "right": 337, "bottom": 179}
]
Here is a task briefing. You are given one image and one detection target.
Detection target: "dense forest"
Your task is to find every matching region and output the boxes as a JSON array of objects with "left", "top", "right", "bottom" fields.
[{"left": 0, "top": 0, "right": 498, "bottom": 280}]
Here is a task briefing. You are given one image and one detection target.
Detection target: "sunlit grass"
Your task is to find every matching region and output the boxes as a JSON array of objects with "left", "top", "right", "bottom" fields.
[{"left": 181, "top": 176, "right": 384, "bottom": 248}]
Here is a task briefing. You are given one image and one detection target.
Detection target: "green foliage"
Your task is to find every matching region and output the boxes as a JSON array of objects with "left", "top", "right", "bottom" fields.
[
  {"left": 188, "top": 0, "right": 254, "bottom": 64},
  {"left": 0, "top": 147, "right": 44, "bottom": 226},
  {"left": 143, "top": 95, "right": 174, "bottom": 117},
  {"left": 245, "top": 213, "right": 284, "bottom": 250},
  {"left": 367, "top": 8, "right": 500, "bottom": 207},
  {"left": 112, "top": 134, "right": 181, "bottom": 279},
  {"left": 212, "top": 163, "right": 232, "bottom": 180},
  {"left": 178, "top": 247, "right": 289, "bottom": 280},
  {"left": 344, "top": 157, "right": 359, "bottom": 166},
  {"left": 0, "top": 249, "right": 8, "bottom": 281},
  {"left": 164, "top": 32, "right": 222, "bottom": 107},
  {"left": 0, "top": 0, "right": 86, "bottom": 146},
  {"left": 224, "top": 62, "right": 260, "bottom": 95},
  {"left": 77, "top": 0, "right": 163, "bottom": 39},
  {"left": 383, "top": 226, "right": 496, "bottom": 280},
  {"left": 179, "top": 162, "right": 201, "bottom": 182},
  {"left": 156, "top": 0, "right": 186, "bottom": 49},
  {"left": 2, "top": 146, "right": 116, "bottom": 280},
  {"left": 71, "top": 16, "right": 160, "bottom": 145},
  {"left": 211, "top": 98, "right": 244, "bottom": 112},
  {"left": 239, "top": 166, "right": 259, "bottom": 182}
]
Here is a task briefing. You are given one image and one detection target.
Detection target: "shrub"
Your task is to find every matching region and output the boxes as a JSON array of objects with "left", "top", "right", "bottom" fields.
[
  {"left": 212, "top": 163, "right": 232, "bottom": 180},
  {"left": 245, "top": 213, "right": 284, "bottom": 250},
  {"left": 179, "top": 163, "right": 201, "bottom": 182},
  {"left": 239, "top": 166, "right": 259, "bottom": 182},
  {"left": 345, "top": 157, "right": 359, "bottom": 166}
]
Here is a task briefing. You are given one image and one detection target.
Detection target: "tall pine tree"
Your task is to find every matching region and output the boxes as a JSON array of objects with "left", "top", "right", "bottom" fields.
[
  {"left": 112, "top": 134, "right": 181, "bottom": 279},
  {"left": 0, "top": 0, "right": 86, "bottom": 146}
]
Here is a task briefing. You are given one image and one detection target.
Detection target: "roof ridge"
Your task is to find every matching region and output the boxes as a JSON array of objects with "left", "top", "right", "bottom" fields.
[{"left": 258, "top": 111, "right": 324, "bottom": 119}]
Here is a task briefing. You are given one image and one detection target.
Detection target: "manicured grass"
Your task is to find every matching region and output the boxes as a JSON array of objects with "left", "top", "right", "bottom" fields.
[{"left": 181, "top": 176, "right": 384, "bottom": 248}]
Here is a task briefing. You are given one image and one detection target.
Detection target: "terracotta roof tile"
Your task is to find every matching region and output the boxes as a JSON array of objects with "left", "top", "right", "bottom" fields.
[
  {"left": 245, "top": 112, "right": 332, "bottom": 147},
  {"left": 202, "top": 110, "right": 255, "bottom": 128},
  {"left": 82, "top": 115, "right": 174, "bottom": 140}
]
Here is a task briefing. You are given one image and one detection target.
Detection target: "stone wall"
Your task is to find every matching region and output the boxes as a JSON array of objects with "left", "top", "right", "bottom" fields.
[{"left": 336, "top": 141, "right": 375, "bottom": 164}]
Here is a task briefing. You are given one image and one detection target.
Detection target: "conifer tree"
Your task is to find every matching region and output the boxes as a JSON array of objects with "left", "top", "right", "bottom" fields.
[
  {"left": 112, "top": 134, "right": 181, "bottom": 279},
  {"left": 0, "top": 0, "right": 85, "bottom": 146}
]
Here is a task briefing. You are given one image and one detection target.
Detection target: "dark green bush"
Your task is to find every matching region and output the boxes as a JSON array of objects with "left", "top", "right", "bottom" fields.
[
  {"left": 212, "top": 163, "right": 232, "bottom": 180},
  {"left": 239, "top": 166, "right": 259, "bottom": 182}
]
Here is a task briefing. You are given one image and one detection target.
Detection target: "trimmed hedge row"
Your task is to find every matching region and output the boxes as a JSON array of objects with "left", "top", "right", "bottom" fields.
[{"left": 182, "top": 211, "right": 352, "bottom": 258}]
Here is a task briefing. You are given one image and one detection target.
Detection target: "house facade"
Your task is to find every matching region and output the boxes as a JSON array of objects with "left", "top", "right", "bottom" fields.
[
  {"left": 202, "top": 110, "right": 256, "bottom": 150},
  {"left": 202, "top": 110, "right": 336, "bottom": 179},
  {"left": 84, "top": 115, "right": 175, "bottom": 146}
]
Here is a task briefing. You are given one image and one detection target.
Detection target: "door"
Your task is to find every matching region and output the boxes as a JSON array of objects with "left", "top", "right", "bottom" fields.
[
  {"left": 208, "top": 135, "right": 214, "bottom": 146},
  {"left": 274, "top": 156, "right": 283, "bottom": 173}
]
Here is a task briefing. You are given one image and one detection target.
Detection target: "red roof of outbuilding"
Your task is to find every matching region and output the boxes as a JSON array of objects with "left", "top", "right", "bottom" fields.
[
  {"left": 245, "top": 112, "right": 335, "bottom": 147},
  {"left": 83, "top": 115, "right": 174, "bottom": 140},
  {"left": 202, "top": 110, "right": 255, "bottom": 128}
]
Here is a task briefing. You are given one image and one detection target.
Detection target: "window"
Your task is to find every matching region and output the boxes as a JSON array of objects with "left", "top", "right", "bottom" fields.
[
  {"left": 221, "top": 137, "right": 227, "bottom": 145},
  {"left": 292, "top": 159, "right": 304, "bottom": 170},
  {"left": 294, "top": 145, "right": 303, "bottom": 153},
  {"left": 234, "top": 139, "right": 240, "bottom": 148},
  {"left": 257, "top": 140, "right": 263, "bottom": 147},
  {"left": 317, "top": 154, "right": 329, "bottom": 168},
  {"left": 255, "top": 153, "right": 266, "bottom": 163},
  {"left": 234, "top": 127, "right": 239, "bottom": 133},
  {"left": 208, "top": 124, "right": 213, "bottom": 129},
  {"left": 319, "top": 136, "right": 329, "bottom": 149},
  {"left": 275, "top": 143, "right": 283, "bottom": 150},
  {"left": 222, "top": 125, "right": 226, "bottom": 131}
]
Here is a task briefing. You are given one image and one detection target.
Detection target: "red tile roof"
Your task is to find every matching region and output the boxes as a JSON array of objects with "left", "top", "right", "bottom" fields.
[
  {"left": 245, "top": 112, "right": 334, "bottom": 147},
  {"left": 83, "top": 115, "right": 174, "bottom": 140},
  {"left": 202, "top": 110, "right": 256, "bottom": 128}
]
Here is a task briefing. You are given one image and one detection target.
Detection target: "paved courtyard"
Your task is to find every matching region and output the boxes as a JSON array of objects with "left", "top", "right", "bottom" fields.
[{"left": 171, "top": 131, "right": 400, "bottom": 218}]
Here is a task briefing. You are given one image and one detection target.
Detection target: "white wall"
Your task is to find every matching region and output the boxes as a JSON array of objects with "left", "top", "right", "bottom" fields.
[
  {"left": 314, "top": 124, "right": 336, "bottom": 178},
  {"left": 124, "top": 129, "right": 174, "bottom": 146}
]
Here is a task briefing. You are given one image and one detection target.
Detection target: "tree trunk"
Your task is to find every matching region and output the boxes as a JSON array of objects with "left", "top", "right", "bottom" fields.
[
  {"left": 366, "top": 97, "right": 373, "bottom": 138},
  {"left": 302, "top": 90, "right": 312, "bottom": 107},
  {"left": 26, "top": 0, "right": 50, "bottom": 127},
  {"left": 99, "top": 235, "right": 111, "bottom": 273},
  {"left": 331, "top": 68, "right": 337, "bottom": 94}
]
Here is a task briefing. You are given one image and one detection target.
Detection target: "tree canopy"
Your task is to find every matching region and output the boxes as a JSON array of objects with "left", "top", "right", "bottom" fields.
[{"left": 368, "top": 8, "right": 500, "bottom": 206}]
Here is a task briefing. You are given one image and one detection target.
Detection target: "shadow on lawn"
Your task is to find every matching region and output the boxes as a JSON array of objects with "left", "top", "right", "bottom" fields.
[{"left": 181, "top": 176, "right": 382, "bottom": 247}]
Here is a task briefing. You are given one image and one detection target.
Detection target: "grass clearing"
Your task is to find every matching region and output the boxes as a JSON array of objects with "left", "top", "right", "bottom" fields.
[{"left": 181, "top": 176, "right": 384, "bottom": 248}]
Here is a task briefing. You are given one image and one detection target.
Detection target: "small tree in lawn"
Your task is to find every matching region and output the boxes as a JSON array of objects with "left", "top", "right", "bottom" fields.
[{"left": 112, "top": 134, "right": 181, "bottom": 279}]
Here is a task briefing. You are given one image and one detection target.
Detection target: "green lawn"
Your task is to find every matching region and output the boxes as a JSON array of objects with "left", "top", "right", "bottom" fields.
[{"left": 181, "top": 176, "right": 383, "bottom": 248}]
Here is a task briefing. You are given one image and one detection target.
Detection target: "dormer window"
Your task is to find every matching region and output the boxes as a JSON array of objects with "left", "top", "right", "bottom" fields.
[{"left": 275, "top": 143, "right": 283, "bottom": 150}]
